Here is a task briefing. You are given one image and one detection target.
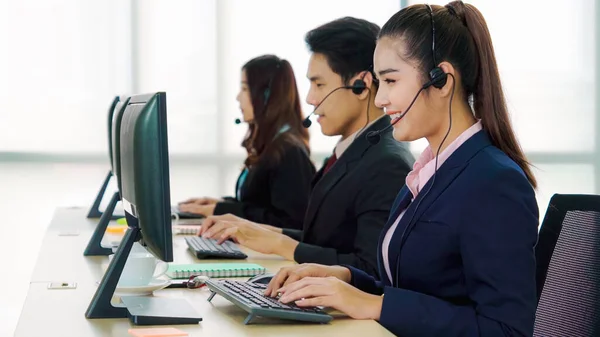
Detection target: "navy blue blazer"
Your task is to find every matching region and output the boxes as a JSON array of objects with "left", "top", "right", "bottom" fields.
[{"left": 348, "top": 130, "right": 539, "bottom": 337}]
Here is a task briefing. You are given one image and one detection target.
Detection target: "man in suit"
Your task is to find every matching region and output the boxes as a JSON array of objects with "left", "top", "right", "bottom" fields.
[{"left": 199, "top": 17, "right": 414, "bottom": 278}]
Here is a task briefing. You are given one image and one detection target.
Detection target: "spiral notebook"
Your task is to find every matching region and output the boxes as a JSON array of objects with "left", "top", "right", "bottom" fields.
[
  {"left": 172, "top": 225, "right": 200, "bottom": 235},
  {"left": 166, "top": 263, "right": 266, "bottom": 279}
]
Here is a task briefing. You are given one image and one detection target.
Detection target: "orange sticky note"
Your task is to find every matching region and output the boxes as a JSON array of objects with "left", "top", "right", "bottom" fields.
[
  {"left": 128, "top": 327, "right": 188, "bottom": 337},
  {"left": 106, "top": 225, "right": 128, "bottom": 234}
]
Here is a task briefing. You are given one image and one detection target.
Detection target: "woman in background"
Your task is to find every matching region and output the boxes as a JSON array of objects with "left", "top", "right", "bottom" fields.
[{"left": 179, "top": 55, "right": 315, "bottom": 230}]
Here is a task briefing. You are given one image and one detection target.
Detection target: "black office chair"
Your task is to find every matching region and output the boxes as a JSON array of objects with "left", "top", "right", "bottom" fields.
[{"left": 534, "top": 194, "right": 600, "bottom": 337}]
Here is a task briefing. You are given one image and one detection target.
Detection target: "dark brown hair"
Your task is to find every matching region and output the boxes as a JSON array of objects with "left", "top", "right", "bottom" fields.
[
  {"left": 379, "top": 1, "right": 536, "bottom": 188},
  {"left": 242, "top": 55, "right": 310, "bottom": 167}
]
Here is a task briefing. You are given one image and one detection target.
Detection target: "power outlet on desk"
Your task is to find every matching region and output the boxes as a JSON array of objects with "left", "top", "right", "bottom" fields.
[{"left": 47, "top": 282, "right": 77, "bottom": 290}]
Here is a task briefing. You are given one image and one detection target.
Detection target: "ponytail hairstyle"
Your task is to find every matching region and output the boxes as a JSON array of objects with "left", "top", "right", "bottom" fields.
[
  {"left": 379, "top": 1, "right": 536, "bottom": 188},
  {"left": 241, "top": 55, "right": 310, "bottom": 167}
]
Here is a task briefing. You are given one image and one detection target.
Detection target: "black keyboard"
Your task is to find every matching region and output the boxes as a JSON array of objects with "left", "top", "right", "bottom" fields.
[
  {"left": 171, "top": 206, "right": 205, "bottom": 219},
  {"left": 185, "top": 237, "right": 247, "bottom": 259},
  {"left": 206, "top": 279, "right": 332, "bottom": 324}
]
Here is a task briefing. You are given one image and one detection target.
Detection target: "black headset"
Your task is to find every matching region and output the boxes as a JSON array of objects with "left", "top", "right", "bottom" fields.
[
  {"left": 350, "top": 77, "right": 367, "bottom": 95},
  {"left": 263, "top": 60, "right": 282, "bottom": 107},
  {"left": 302, "top": 72, "right": 369, "bottom": 128},
  {"left": 235, "top": 59, "right": 283, "bottom": 125},
  {"left": 366, "top": 7, "right": 448, "bottom": 143},
  {"left": 424, "top": 4, "right": 448, "bottom": 90},
  {"left": 390, "top": 4, "right": 455, "bottom": 287}
]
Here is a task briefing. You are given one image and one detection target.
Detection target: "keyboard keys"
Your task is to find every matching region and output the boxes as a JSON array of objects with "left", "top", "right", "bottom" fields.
[
  {"left": 205, "top": 279, "right": 332, "bottom": 323},
  {"left": 207, "top": 280, "right": 332, "bottom": 323},
  {"left": 184, "top": 237, "right": 247, "bottom": 259},
  {"left": 226, "top": 281, "right": 313, "bottom": 310}
]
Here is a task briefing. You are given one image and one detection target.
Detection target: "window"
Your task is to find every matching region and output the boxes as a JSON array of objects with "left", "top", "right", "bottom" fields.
[
  {"left": 0, "top": 0, "right": 131, "bottom": 154},
  {"left": 134, "top": 0, "right": 218, "bottom": 155},
  {"left": 408, "top": 0, "right": 598, "bottom": 213},
  {"left": 0, "top": 1, "right": 597, "bottom": 208},
  {"left": 0, "top": 0, "right": 399, "bottom": 158}
]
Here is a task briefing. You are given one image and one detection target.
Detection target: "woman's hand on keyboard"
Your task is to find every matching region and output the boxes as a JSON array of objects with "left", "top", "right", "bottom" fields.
[
  {"left": 178, "top": 203, "right": 216, "bottom": 216},
  {"left": 199, "top": 214, "right": 250, "bottom": 231},
  {"left": 200, "top": 214, "right": 292, "bottom": 255},
  {"left": 277, "top": 276, "right": 383, "bottom": 320},
  {"left": 265, "top": 264, "right": 351, "bottom": 297}
]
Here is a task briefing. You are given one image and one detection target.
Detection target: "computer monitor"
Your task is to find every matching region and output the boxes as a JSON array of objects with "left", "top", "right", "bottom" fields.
[
  {"left": 84, "top": 96, "right": 130, "bottom": 256},
  {"left": 87, "top": 96, "right": 123, "bottom": 220},
  {"left": 119, "top": 92, "right": 173, "bottom": 261},
  {"left": 85, "top": 92, "right": 201, "bottom": 324}
]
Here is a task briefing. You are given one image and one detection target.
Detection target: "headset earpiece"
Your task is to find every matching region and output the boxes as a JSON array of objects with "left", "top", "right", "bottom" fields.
[
  {"left": 425, "top": 66, "right": 447, "bottom": 89},
  {"left": 351, "top": 79, "right": 367, "bottom": 95}
]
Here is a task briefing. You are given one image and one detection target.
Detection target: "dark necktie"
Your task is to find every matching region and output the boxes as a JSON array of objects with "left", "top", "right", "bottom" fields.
[{"left": 323, "top": 152, "right": 338, "bottom": 175}]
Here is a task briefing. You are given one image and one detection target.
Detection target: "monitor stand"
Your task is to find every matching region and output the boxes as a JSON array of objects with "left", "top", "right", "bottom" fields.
[
  {"left": 122, "top": 297, "right": 202, "bottom": 325},
  {"left": 85, "top": 225, "right": 202, "bottom": 325},
  {"left": 84, "top": 191, "right": 120, "bottom": 256},
  {"left": 85, "top": 225, "right": 138, "bottom": 319},
  {"left": 87, "top": 170, "right": 121, "bottom": 220}
]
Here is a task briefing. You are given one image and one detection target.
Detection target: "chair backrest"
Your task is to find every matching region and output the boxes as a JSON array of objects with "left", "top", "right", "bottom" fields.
[{"left": 534, "top": 194, "right": 600, "bottom": 337}]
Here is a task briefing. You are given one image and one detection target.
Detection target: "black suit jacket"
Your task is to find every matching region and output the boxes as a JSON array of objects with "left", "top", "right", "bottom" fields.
[
  {"left": 214, "top": 135, "right": 316, "bottom": 230},
  {"left": 283, "top": 116, "right": 415, "bottom": 277}
]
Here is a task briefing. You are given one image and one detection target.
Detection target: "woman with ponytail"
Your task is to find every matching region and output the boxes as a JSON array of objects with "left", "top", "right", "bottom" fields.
[
  {"left": 265, "top": 2, "right": 538, "bottom": 336},
  {"left": 179, "top": 55, "right": 315, "bottom": 230}
]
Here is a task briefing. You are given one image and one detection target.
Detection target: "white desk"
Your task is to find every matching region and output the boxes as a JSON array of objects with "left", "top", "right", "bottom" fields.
[
  {"left": 29, "top": 208, "right": 105, "bottom": 283},
  {"left": 15, "top": 208, "right": 393, "bottom": 336}
]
